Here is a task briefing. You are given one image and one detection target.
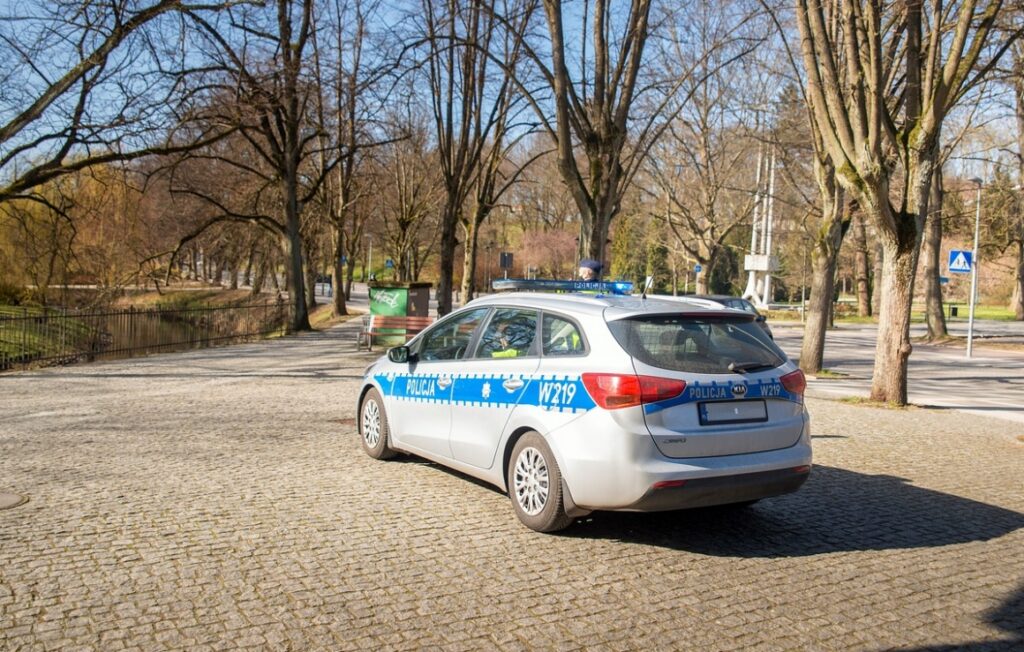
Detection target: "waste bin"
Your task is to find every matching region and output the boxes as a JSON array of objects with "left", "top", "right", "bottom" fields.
[{"left": 368, "top": 282, "right": 432, "bottom": 345}]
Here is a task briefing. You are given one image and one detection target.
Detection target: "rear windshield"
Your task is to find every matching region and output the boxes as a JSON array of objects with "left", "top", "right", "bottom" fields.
[{"left": 608, "top": 315, "right": 786, "bottom": 374}]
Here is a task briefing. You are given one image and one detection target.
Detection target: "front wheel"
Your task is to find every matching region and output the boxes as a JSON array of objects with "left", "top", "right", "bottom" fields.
[
  {"left": 507, "top": 432, "right": 573, "bottom": 533},
  {"left": 360, "top": 388, "right": 397, "bottom": 460}
]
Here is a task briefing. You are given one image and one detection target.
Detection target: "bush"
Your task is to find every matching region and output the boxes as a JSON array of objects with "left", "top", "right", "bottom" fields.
[{"left": 0, "top": 280, "right": 32, "bottom": 306}]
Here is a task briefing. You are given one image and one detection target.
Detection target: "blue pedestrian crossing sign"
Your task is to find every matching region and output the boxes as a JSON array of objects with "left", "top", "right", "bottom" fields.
[{"left": 948, "top": 250, "right": 973, "bottom": 274}]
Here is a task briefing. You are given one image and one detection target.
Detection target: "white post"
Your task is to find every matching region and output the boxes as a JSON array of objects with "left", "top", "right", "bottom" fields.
[
  {"left": 743, "top": 146, "right": 764, "bottom": 302},
  {"left": 762, "top": 149, "right": 777, "bottom": 306},
  {"left": 967, "top": 179, "right": 982, "bottom": 358}
]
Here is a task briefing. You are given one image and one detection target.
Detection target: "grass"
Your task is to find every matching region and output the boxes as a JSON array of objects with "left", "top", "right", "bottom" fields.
[
  {"left": 769, "top": 303, "right": 1021, "bottom": 324},
  {"left": 839, "top": 396, "right": 918, "bottom": 410},
  {"left": 812, "top": 369, "right": 848, "bottom": 379},
  {"left": 0, "top": 305, "right": 97, "bottom": 362}
]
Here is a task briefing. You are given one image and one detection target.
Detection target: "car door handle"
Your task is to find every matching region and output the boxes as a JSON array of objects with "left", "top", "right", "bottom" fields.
[
  {"left": 437, "top": 376, "right": 452, "bottom": 390},
  {"left": 502, "top": 378, "right": 524, "bottom": 392}
]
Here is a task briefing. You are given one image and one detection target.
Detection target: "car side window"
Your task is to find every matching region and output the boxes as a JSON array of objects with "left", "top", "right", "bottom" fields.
[
  {"left": 475, "top": 309, "right": 538, "bottom": 359},
  {"left": 418, "top": 308, "right": 488, "bottom": 361},
  {"left": 541, "top": 314, "right": 585, "bottom": 357}
]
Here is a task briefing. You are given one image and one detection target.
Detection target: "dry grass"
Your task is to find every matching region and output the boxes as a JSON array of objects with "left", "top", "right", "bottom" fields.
[
  {"left": 839, "top": 396, "right": 919, "bottom": 410},
  {"left": 811, "top": 369, "right": 849, "bottom": 379}
]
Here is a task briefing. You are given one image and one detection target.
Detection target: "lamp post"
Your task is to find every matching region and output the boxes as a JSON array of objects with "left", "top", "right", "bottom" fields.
[
  {"left": 365, "top": 234, "right": 373, "bottom": 282},
  {"left": 967, "top": 178, "right": 982, "bottom": 358},
  {"left": 485, "top": 242, "right": 493, "bottom": 292}
]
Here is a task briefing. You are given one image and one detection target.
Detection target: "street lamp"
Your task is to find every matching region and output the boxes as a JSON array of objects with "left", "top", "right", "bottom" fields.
[
  {"left": 967, "top": 177, "right": 982, "bottom": 358},
  {"left": 485, "top": 242, "right": 494, "bottom": 292},
  {"left": 365, "top": 234, "right": 373, "bottom": 282}
]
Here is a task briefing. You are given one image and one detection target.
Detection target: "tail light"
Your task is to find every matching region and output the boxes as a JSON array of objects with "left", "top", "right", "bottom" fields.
[
  {"left": 780, "top": 369, "right": 807, "bottom": 397},
  {"left": 582, "top": 373, "right": 686, "bottom": 410}
]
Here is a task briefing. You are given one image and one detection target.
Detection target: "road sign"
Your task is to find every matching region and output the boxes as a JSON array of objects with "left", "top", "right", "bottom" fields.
[
  {"left": 499, "top": 252, "right": 514, "bottom": 269},
  {"left": 385, "top": 259, "right": 394, "bottom": 269},
  {"left": 948, "top": 250, "right": 973, "bottom": 273},
  {"left": 694, "top": 264, "right": 703, "bottom": 274}
]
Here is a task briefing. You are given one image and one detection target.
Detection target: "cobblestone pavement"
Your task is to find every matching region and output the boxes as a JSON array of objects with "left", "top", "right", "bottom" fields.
[{"left": 2, "top": 324, "right": 1023, "bottom": 651}]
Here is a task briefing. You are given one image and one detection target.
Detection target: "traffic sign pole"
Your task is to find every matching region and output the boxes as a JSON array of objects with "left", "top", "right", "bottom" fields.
[{"left": 967, "top": 181, "right": 982, "bottom": 358}]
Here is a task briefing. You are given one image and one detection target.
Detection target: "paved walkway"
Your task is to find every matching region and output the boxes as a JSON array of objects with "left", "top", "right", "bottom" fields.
[{"left": 1, "top": 324, "right": 1022, "bottom": 650}]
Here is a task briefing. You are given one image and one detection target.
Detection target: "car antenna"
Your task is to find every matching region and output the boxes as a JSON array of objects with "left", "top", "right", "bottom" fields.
[{"left": 641, "top": 275, "right": 654, "bottom": 300}]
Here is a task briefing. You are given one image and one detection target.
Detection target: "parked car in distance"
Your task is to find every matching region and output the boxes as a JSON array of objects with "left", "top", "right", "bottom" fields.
[{"left": 689, "top": 295, "right": 773, "bottom": 339}]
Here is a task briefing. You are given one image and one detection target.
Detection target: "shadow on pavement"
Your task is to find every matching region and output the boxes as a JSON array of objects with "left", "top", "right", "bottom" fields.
[
  {"left": 895, "top": 582, "right": 1024, "bottom": 651},
  {"left": 562, "top": 465, "right": 1024, "bottom": 556}
]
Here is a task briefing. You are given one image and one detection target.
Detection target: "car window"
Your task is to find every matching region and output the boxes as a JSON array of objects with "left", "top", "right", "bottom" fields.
[
  {"left": 474, "top": 309, "right": 537, "bottom": 359},
  {"left": 723, "top": 298, "right": 758, "bottom": 315},
  {"left": 418, "top": 308, "right": 488, "bottom": 361},
  {"left": 608, "top": 316, "right": 785, "bottom": 374},
  {"left": 541, "top": 314, "right": 585, "bottom": 357}
]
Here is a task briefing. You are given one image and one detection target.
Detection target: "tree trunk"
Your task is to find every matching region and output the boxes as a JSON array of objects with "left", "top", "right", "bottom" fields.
[
  {"left": 283, "top": 211, "right": 310, "bottom": 332},
  {"left": 799, "top": 186, "right": 846, "bottom": 374},
  {"left": 871, "top": 238, "right": 883, "bottom": 316},
  {"left": 800, "top": 243, "right": 839, "bottom": 374},
  {"left": 251, "top": 256, "right": 266, "bottom": 296},
  {"left": 460, "top": 220, "right": 480, "bottom": 303},
  {"left": 870, "top": 231, "right": 921, "bottom": 404},
  {"left": 852, "top": 212, "right": 872, "bottom": 317},
  {"left": 921, "top": 170, "right": 947, "bottom": 339},
  {"left": 243, "top": 246, "right": 254, "bottom": 287},
  {"left": 436, "top": 204, "right": 458, "bottom": 316},
  {"left": 330, "top": 226, "right": 348, "bottom": 316},
  {"left": 1013, "top": 241, "right": 1024, "bottom": 320},
  {"left": 345, "top": 258, "right": 356, "bottom": 300},
  {"left": 304, "top": 254, "right": 317, "bottom": 310}
]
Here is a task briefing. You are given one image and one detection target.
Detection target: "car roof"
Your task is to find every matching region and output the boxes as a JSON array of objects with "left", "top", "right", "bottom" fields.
[
  {"left": 689, "top": 294, "right": 746, "bottom": 301},
  {"left": 466, "top": 292, "right": 750, "bottom": 321}
]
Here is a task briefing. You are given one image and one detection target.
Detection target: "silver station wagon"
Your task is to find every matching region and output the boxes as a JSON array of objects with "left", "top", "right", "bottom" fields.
[{"left": 358, "top": 290, "right": 811, "bottom": 532}]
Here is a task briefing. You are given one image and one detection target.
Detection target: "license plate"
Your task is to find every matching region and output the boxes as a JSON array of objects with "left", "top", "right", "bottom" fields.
[{"left": 699, "top": 400, "right": 768, "bottom": 425}]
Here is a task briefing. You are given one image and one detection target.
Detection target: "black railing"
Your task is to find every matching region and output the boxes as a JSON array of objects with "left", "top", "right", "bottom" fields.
[{"left": 0, "top": 301, "right": 288, "bottom": 371}]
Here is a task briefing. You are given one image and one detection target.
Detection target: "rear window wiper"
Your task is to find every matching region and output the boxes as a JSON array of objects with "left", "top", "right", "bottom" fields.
[{"left": 727, "top": 361, "right": 775, "bottom": 373}]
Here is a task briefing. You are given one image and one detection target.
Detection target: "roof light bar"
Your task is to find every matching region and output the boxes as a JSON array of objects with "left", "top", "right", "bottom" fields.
[{"left": 491, "top": 278, "right": 634, "bottom": 295}]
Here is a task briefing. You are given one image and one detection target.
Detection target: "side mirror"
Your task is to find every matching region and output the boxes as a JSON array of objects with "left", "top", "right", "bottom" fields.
[
  {"left": 387, "top": 345, "right": 411, "bottom": 363},
  {"left": 756, "top": 315, "right": 766, "bottom": 323}
]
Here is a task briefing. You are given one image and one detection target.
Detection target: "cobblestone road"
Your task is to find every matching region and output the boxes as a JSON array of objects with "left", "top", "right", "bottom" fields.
[{"left": 2, "top": 324, "right": 1023, "bottom": 651}]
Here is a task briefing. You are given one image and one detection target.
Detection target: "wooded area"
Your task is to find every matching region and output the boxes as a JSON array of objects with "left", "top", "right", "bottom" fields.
[{"left": 3, "top": 0, "right": 1024, "bottom": 403}]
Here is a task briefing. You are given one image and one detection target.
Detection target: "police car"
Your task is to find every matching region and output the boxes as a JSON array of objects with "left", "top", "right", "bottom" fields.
[{"left": 358, "top": 282, "right": 811, "bottom": 532}]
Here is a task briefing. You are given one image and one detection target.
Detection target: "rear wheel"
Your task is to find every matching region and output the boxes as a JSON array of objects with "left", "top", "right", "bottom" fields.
[
  {"left": 360, "top": 388, "right": 397, "bottom": 460},
  {"left": 507, "top": 432, "right": 573, "bottom": 533}
]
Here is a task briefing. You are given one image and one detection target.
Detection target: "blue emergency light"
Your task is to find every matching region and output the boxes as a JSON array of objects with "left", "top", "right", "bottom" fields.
[{"left": 491, "top": 278, "right": 634, "bottom": 295}]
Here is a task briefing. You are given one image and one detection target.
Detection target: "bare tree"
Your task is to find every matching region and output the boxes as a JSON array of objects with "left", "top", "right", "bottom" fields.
[
  {"left": 645, "top": 2, "right": 773, "bottom": 294},
  {"left": 375, "top": 120, "right": 443, "bottom": 282},
  {"left": 1007, "top": 40, "right": 1024, "bottom": 319},
  {"left": 794, "top": 0, "right": 1019, "bottom": 403},
  {"left": 417, "top": 0, "right": 537, "bottom": 315},
  {"left": 183, "top": 0, "right": 337, "bottom": 332},
  {"left": 310, "top": 0, "right": 404, "bottom": 315},
  {"left": 0, "top": 1, "right": 242, "bottom": 204}
]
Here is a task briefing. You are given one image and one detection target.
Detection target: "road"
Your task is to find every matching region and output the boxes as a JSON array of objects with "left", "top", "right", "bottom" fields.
[
  {"left": 773, "top": 318, "right": 1024, "bottom": 424},
  {"left": 1, "top": 322, "right": 1022, "bottom": 650}
]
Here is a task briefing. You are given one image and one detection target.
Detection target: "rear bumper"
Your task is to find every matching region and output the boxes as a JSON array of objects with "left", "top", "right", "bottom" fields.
[
  {"left": 623, "top": 465, "right": 810, "bottom": 512},
  {"left": 547, "top": 407, "right": 812, "bottom": 511}
]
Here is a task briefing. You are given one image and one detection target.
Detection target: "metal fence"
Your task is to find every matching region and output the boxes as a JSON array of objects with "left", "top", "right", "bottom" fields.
[{"left": 0, "top": 301, "right": 289, "bottom": 371}]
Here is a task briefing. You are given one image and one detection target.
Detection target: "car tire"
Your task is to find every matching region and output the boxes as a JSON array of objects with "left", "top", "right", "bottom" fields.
[
  {"left": 507, "top": 432, "right": 573, "bottom": 533},
  {"left": 360, "top": 388, "right": 397, "bottom": 460}
]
